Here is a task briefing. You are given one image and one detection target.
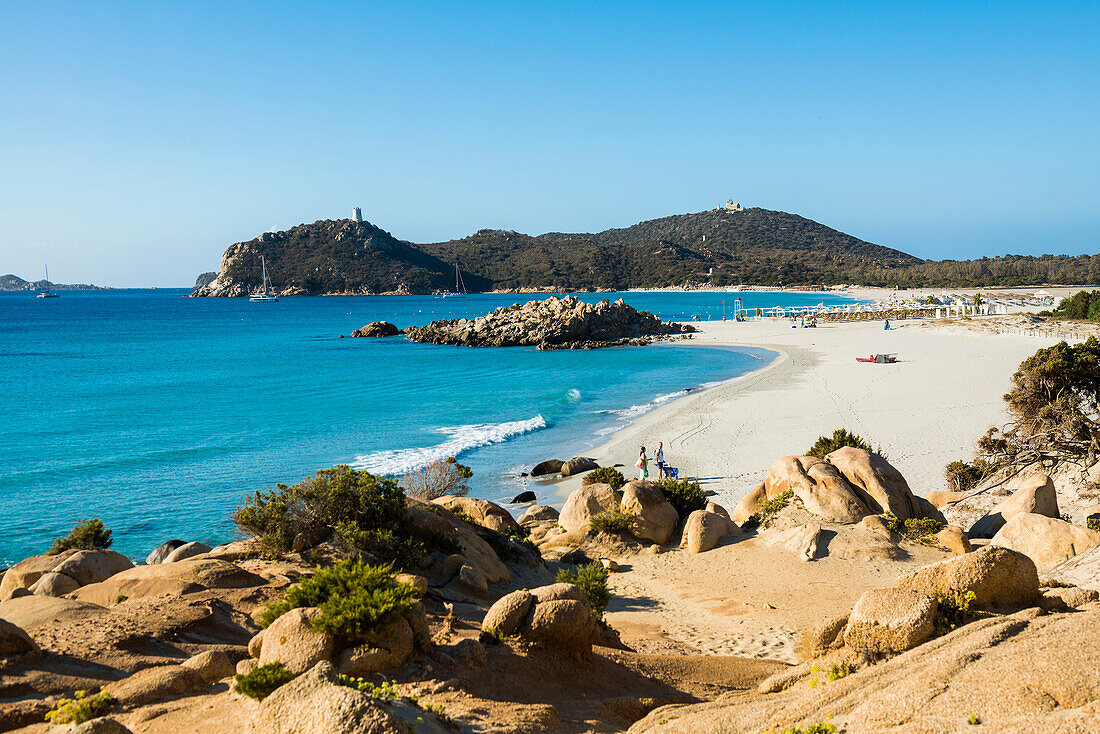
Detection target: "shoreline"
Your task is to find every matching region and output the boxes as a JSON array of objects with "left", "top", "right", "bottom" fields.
[{"left": 539, "top": 315, "right": 1067, "bottom": 512}]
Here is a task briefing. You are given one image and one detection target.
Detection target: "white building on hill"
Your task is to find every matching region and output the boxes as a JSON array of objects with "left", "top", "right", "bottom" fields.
[{"left": 352, "top": 207, "right": 363, "bottom": 222}]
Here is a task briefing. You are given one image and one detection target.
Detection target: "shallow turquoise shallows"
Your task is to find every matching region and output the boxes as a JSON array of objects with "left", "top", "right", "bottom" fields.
[{"left": 0, "top": 289, "right": 857, "bottom": 563}]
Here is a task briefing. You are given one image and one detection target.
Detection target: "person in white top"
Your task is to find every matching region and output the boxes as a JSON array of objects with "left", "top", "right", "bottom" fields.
[{"left": 654, "top": 442, "right": 665, "bottom": 479}]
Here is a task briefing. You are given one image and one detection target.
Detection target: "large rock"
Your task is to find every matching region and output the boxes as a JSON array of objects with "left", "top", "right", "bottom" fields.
[
  {"left": 969, "top": 473, "right": 1060, "bottom": 538},
  {"left": 407, "top": 498, "right": 510, "bottom": 585},
  {"left": 519, "top": 504, "right": 559, "bottom": 524},
  {"left": 763, "top": 456, "right": 871, "bottom": 524},
  {"left": 0, "top": 617, "right": 38, "bottom": 657},
  {"left": 934, "top": 525, "right": 972, "bottom": 555},
  {"left": 561, "top": 456, "right": 599, "bottom": 477},
  {"left": 620, "top": 480, "right": 679, "bottom": 545},
  {"left": 405, "top": 295, "right": 694, "bottom": 349},
  {"left": 181, "top": 650, "right": 235, "bottom": 683},
  {"left": 559, "top": 483, "right": 619, "bottom": 534},
  {"left": 762, "top": 523, "right": 822, "bottom": 561},
  {"left": 482, "top": 589, "right": 536, "bottom": 637},
  {"left": 162, "top": 541, "right": 213, "bottom": 563},
  {"left": 71, "top": 718, "right": 134, "bottom": 734},
  {"left": 258, "top": 607, "right": 335, "bottom": 674},
  {"left": 895, "top": 545, "right": 1039, "bottom": 610},
  {"left": 732, "top": 483, "right": 768, "bottom": 524},
  {"left": 530, "top": 459, "right": 564, "bottom": 476},
  {"left": 844, "top": 588, "right": 938, "bottom": 653},
  {"left": 681, "top": 510, "right": 732, "bottom": 554},
  {"left": 0, "top": 551, "right": 75, "bottom": 599},
  {"left": 350, "top": 321, "right": 400, "bottom": 337},
  {"left": 50, "top": 549, "right": 134, "bottom": 587},
  {"left": 72, "top": 558, "right": 266, "bottom": 606},
  {"left": 146, "top": 540, "right": 187, "bottom": 565},
  {"left": 990, "top": 512, "right": 1100, "bottom": 570},
  {"left": 0, "top": 594, "right": 108, "bottom": 632},
  {"left": 432, "top": 496, "right": 522, "bottom": 534},
  {"left": 251, "top": 661, "right": 411, "bottom": 734},
  {"left": 926, "top": 490, "right": 966, "bottom": 508},
  {"left": 104, "top": 665, "right": 207, "bottom": 706},
  {"left": 337, "top": 618, "right": 414, "bottom": 676},
  {"left": 28, "top": 571, "right": 80, "bottom": 597},
  {"left": 481, "top": 583, "right": 596, "bottom": 651},
  {"left": 826, "top": 447, "right": 923, "bottom": 520}
]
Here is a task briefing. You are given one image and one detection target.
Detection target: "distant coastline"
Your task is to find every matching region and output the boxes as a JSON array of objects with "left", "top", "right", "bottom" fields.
[{"left": 0, "top": 273, "right": 106, "bottom": 291}]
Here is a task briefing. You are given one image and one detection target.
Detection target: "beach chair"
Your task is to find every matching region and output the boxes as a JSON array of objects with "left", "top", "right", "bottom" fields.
[{"left": 666, "top": 466, "right": 679, "bottom": 479}]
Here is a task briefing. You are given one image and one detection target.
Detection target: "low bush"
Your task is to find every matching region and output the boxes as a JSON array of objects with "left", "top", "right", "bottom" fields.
[
  {"left": 583, "top": 467, "right": 625, "bottom": 490},
  {"left": 48, "top": 518, "right": 112, "bottom": 555},
  {"left": 259, "top": 560, "right": 420, "bottom": 646},
  {"left": 933, "top": 590, "right": 976, "bottom": 636},
  {"left": 748, "top": 490, "right": 794, "bottom": 529},
  {"left": 401, "top": 457, "right": 472, "bottom": 500},
  {"left": 806, "top": 428, "right": 872, "bottom": 459},
  {"left": 1088, "top": 517, "right": 1100, "bottom": 533},
  {"left": 780, "top": 722, "right": 837, "bottom": 734},
  {"left": 555, "top": 562, "right": 611, "bottom": 618},
  {"left": 234, "top": 662, "right": 297, "bottom": 700},
  {"left": 882, "top": 512, "right": 944, "bottom": 543},
  {"left": 944, "top": 459, "right": 989, "bottom": 493},
  {"left": 655, "top": 477, "right": 707, "bottom": 518},
  {"left": 589, "top": 509, "right": 634, "bottom": 535},
  {"left": 44, "top": 691, "right": 115, "bottom": 725},
  {"left": 232, "top": 465, "right": 425, "bottom": 568}
]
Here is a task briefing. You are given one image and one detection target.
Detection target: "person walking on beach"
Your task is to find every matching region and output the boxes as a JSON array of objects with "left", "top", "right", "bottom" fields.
[
  {"left": 636, "top": 446, "right": 649, "bottom": 481},
  {"left": 654, "top": 441, "right": 665, "bottom": 479}
]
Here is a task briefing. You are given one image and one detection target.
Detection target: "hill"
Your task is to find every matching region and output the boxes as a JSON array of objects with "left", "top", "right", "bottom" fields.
[
  {"left": 0, "top": 274, "right": 103, "bottom": 291},
  {"left": 192, "top": 206, "right": 1100, "bottom": 295}
]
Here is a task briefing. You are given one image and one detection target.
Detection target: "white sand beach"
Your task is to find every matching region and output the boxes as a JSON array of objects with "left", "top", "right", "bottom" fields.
[{"left": 573, "top": 315, "right": 1066, "bottom": 510}]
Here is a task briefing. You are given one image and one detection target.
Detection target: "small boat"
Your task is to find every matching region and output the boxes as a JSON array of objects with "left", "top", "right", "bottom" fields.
[
  {"left": 36, "top": 265, "right": 59, "bottom": 298},
  {"left": 249, "top": 256, "right": 278, "bottom": 302},
  {"left": 856, "top": 353, "right": 898, "bottom": 364},
  {"left": 440, "top": 264, "right": 468, "bottom": 298}
]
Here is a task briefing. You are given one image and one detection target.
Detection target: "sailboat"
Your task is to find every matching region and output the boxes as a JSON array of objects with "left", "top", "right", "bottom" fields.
[
  {"left": 36, "top": 265, "right": 59, "bottom": 298},
  {"left": 249, "top": 256, "right": 278, "bottom": 302},
  {"left": 441, "top": 264, "right": 468, "bottom": 298}
]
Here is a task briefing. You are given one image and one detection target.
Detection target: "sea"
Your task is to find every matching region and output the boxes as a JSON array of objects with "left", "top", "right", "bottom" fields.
[{"left": 0, "top": 289, "right": 860, "bottom": 564}]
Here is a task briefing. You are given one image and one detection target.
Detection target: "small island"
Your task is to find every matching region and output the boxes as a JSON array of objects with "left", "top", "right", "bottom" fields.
[{"left": 404, "top": 295, "right": 695, "bottom": 349}]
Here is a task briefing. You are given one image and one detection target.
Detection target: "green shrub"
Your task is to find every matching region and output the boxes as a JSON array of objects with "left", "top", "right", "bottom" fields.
[
  {"left": 806, "top": 428, "right": 872, "bottom": 459},
  {"left": 748, "top": 490, "right": 794, "bottom": 528},
  {"left": 1089, "top": 517, "right": 1100, "bottom": 533},
  {"left": 234, "top": 662, "right": 297, "bottom": 700},
  {"left": 944, "top": 459, "right": 989, "bottom": 493},
  {"left": 337, "top": 676, "right": 401, "bottom": 701},
  {"left": 967, "top": 713, "right": 982, "bottom": 725},
  {"left": 260, "top": 560, "right": 420, "bottom": 646},
  {"left": 655, "top": 477, "right": 707, "bottom": 518},
  {"left": 48, "top": 518, "right": 112, "bottom": 555},
  {"left": 881, "top": 512, "right": 944, "bottom": 544},
  {"left": 232, "top": 465, "right": 424, "bottom": 568},
  {"left": 934, "top": 590, "right": 976, "bottom": 636},
  {"left": 1040, "top": 578, "right": 1074, "bottom": 588},
  {"left": 44, "top": 691, "right": 115, "bottom": 725},
  {"left": 451, "top": 510, "right": 478, "bottom": 525},
  {"left": 583, "top": 467, "right": 625, "bottom": 490},
  {"left": 780, "top": 722, "right": 837, "bottom": 734},
  {"left": 555, "top": 562, "right": 611, "bottom": 618},
  {"left": 589, "top": 509, "right": 634, "bottom": 535}
]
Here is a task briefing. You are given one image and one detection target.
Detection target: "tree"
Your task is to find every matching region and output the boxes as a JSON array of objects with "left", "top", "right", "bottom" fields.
[
  {"left": 402, "top": 457, "right": 473, "bottom": 500},
  {"left": 999, "top": 337, "right": 1100, "bottom": 463}
]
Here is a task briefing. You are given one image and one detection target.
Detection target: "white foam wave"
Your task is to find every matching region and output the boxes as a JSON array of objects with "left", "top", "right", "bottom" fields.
[
  {"left": 352, "top": 415, "right": 548, "bottom": 476},
  {"left": 610, "top": 388, "right": 692, "bottom": 419},
  {"left": 566, "top": 388, "right": 581, "bottom": 401}
]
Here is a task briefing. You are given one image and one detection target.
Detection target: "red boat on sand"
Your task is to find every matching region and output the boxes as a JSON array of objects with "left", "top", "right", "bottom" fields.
[{"left": 857, "top": 353, "right": 898, "bottom": 364}]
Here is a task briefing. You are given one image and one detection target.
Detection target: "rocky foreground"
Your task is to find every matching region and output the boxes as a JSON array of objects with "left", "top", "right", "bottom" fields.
[
  {"left": 405, "top": 296, "right": 695, "bottom": 349},
  {"left": 1, "top": 448, "right": 1099, "bottom": 733}
]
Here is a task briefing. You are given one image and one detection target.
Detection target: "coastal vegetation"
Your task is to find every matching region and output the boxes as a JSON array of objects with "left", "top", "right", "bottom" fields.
[
  {"left": 806, "top": 428, "right": 873, "bottom": 459},
  {"left": 1046, "top": 290, "right": 1100, "bottom": 321},
  {"left": 47, "top": 518, "right": 112, "bottom": 555},
  {"left": 232, "top": 465, "right": 426, "bottom": 568},
  {"left": 654, "top": 476, "right": 708, "bottom": 517},
  {"left": 44, "top": 690, "right": 116, "bottom": 725},
  {"left": 747, "top": 490, "right": 795, "bottom": 528},
  {"left": 554, "top": 562, "right": 611, "bottom": 619},
  {"left": 259, "top": 560, "right": 420, "bottom": 645},
  {"left": 589, "top": 508, "right": 635, "bottom": 535},
  {"left": 944, "top": 459, "right": 990, "bottom": 492},
  {"left": 882, "top": 512, "right": 945, "bottom": 543},
  {"left": 401, "top": 457, "right": 473, "bottom": 500},
  {"left": 234, "top": 663, "right": 297, "bottom": 701},
  {"left": 583, "top": 466, "right": 625, "bottom": 490}
]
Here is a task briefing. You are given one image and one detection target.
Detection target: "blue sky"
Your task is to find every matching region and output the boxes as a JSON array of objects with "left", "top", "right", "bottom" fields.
[{"left": 2, "top": 1, "right": 1097, "bottom": 287}]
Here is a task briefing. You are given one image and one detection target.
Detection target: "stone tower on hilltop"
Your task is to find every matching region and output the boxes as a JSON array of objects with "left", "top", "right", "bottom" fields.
[{"left": 352, "top": 207, "right": 363, "bottom": 222}]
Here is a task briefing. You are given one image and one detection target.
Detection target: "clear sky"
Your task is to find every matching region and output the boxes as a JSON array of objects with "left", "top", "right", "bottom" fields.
[{"left": 2, "top": 1, "right": 1097, "bottom": 287}]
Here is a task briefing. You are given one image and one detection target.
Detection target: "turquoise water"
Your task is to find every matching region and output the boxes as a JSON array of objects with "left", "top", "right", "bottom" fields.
[{"left": 0, "top": 289, "right": 857, "bottom": 564}]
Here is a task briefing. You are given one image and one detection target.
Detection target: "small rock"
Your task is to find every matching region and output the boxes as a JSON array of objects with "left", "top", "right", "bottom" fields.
[
  {"left": 482, "top": 589, "right": 535, "bottom": 636},
  {"left": 0, "top": 618, "right": 38, "bottom": 657},
  {"left": 146, "top": 540, "right": 187, "bottom": 565},
  {"left": 28, "top": 571, "right": 80, "bottom": 597},
  {"left": 511, "top": 490, "right": 537, "bottom": 504},
  {"left": 844, "top": 588, "right": 938, "bottom": 654},
  {"left": 104, "top": 665, "right": 207, "bottom": 707},
  {"left": 531, "top": 459, "right": 564, "bottom": 477},
  {"left": 181, "top": 650, "right": 235, "bottom": 683},
  {"left": 259, "top": 607, "right": 335, "bottom": 674},
  {"left": 163, "top": 541, "right": 213, "bottom": 563}
]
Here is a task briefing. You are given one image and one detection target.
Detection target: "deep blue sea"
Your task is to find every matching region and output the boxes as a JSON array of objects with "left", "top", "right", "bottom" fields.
[{"left": 0, "top": 289, "right": 858, "bottom": 564}]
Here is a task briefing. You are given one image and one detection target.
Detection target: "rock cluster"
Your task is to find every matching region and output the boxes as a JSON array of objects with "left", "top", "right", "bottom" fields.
[
  {"left": 405, "top": 296, "right": 694, "bottom": 349},
  {"left": 481, "top": 583, "right": 598, "bottom": 651},
  {"left": 0, "top": 549, "right": 134, "bottom": 601},
  {"left": 350, "top": 321, "right": 401, "bottom": 337}
]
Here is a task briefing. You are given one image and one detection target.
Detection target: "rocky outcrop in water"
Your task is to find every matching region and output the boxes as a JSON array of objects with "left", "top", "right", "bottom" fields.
[
  {"left": 405, "top": 296, "right": 694, "bottom": 349},
  {"left": 350, "top": 321, "right": 401, "bottom": 337}
]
